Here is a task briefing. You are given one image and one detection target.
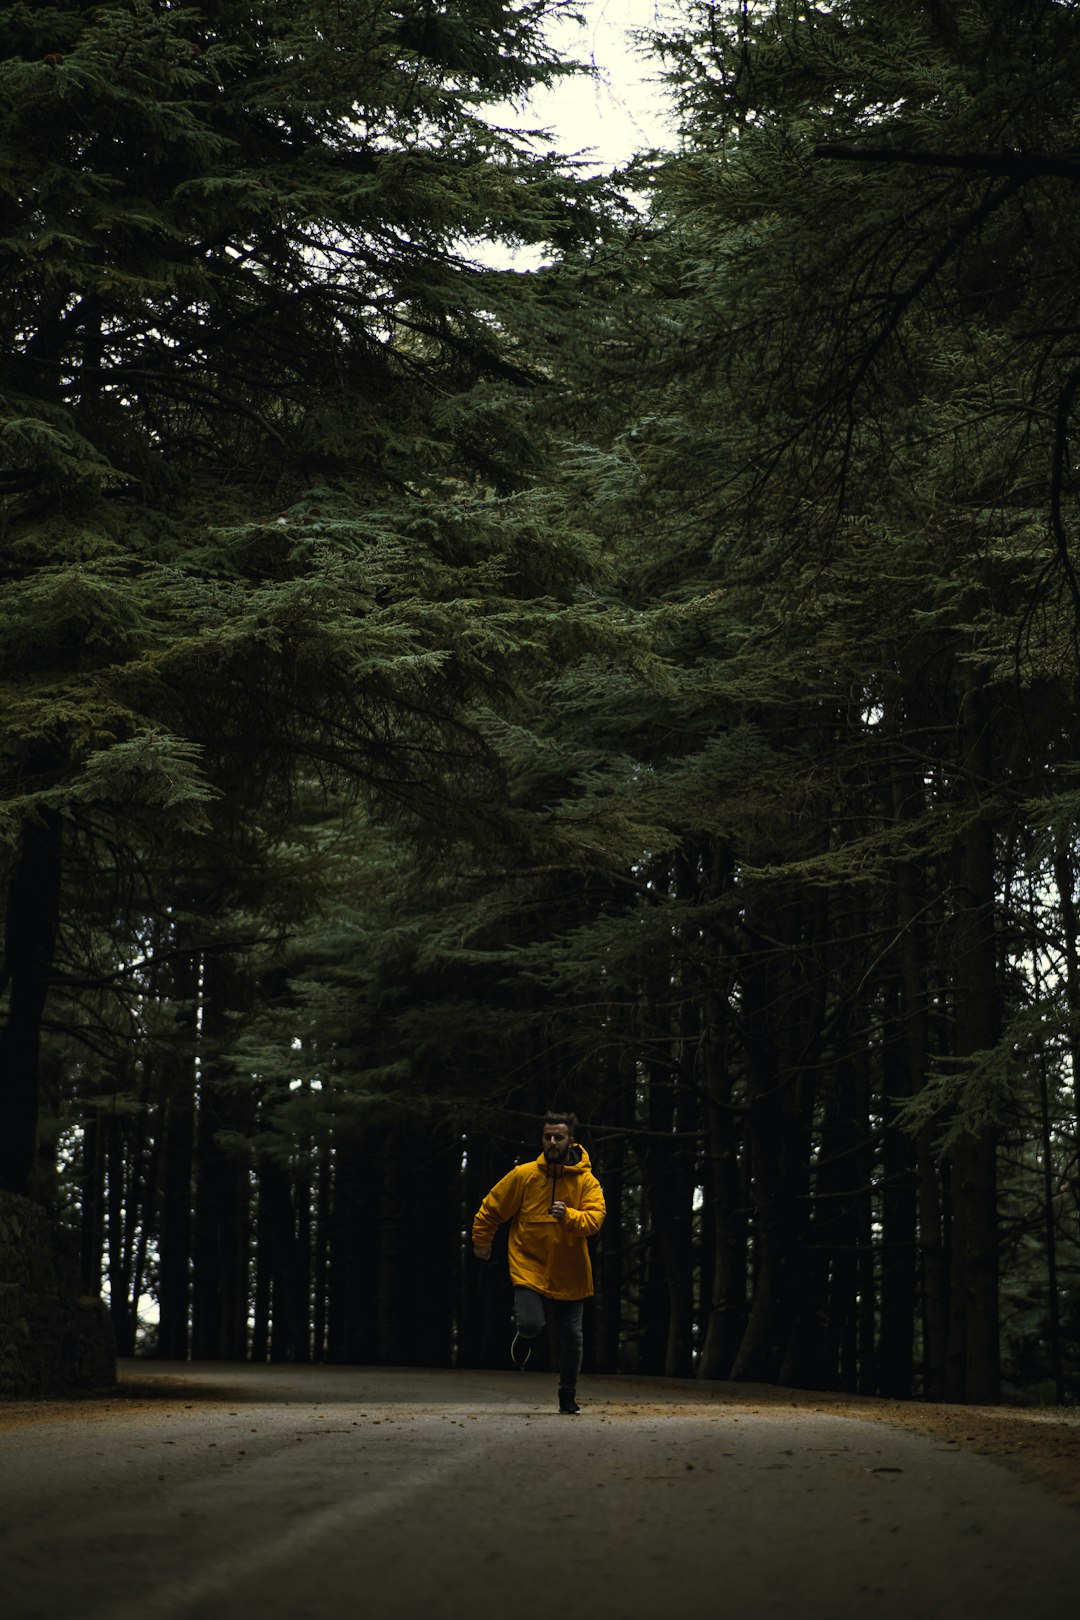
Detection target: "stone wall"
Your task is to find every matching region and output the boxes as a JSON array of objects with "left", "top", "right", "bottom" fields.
[{"left": 0, "top": 1191, "right": 116, "bottom": 1398}]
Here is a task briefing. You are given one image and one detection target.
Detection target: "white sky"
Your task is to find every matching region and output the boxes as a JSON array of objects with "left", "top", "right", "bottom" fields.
[{"left": 521, "top": 0, "right": 675, "bottom": 167}]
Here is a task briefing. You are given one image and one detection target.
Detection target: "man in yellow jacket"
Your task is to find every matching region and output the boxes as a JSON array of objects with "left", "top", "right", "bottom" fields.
[{"left": 472, "top": 1111, "right": 605, "bottom": 1414}]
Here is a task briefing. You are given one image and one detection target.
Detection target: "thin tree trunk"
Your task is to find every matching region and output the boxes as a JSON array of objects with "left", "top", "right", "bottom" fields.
[
  {"left": 919, "top": 1143, "right": 948, "bottom": 1400},
  {"left": 312, "top": 1143, "right": 331, "bottom": 1362},
  {"left": 638, "top": 1056, "right": 696, "bottom": 1378},
  {"left": 80, "top": 1111, "right": 105, "bottom": 1296},
  {"left": 289, "top": 1159, "right": 313, "bottom": 1365},
  {"left": 1052, "top": 836, "right": 1080, "bottom": 1246},
  {"left": 156, "top": 952, "right": 198, "bottom": 1360},
  {"left": 129, "top": 1128, "right": 160, "bottom": 1351},
  {"left": 251, "top": 1160, "right": 274, "bottom": 1362},
  {"left": 944, "top": 681, "right": 1000, "bottom": 1404},
  {"left": 325, "top": 1135, "right": 372, "bottom": 1364},
  {"left": 455, "top": 1132, "right": 508, "bottom": 1370},
  {"left": 1029, "top": 883, "right": 1065, "bottom": 1404},
  {"left": 854, "top": 1048, "right": 876, "bottom": 1396},
  {"left": 697, "top": 1065, "right": 747, "bottom": 1379},
  {"left": 191, "top": 954, "right": 251, "bottom": 1361},
  {"left": 730, "top": 903, "right": 817, "bottom": 1385},
  {"left": 812, "top": 1055, "right": 861, "bottom": 1393},
  {"left": 696, "top": 840, "right": 749, "bottom": 1381},
  {"left": 106, "top": 1104, "right": 134, "bottom": 1353},
  {"left": 595, "top": 1056, "right": 629, "bottom": 1374},
  {"left": 264, "top": 1160, "right": 295, "bottom": 1362},
  {"left": 878, "top": 772, "right": 926, "bottom": 1398}
]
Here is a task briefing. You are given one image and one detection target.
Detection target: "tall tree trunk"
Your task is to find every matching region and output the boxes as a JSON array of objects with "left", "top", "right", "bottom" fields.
[
  {"left": 697, "top": 839, "right": 747, "bottom": 1380},
  {"left": 595, "top": 1054, "right": 630, "bottom": 1373},
  {"left": 810, "top": 1053, "right": 861, "bottom": 1393},
  {"left": 879, "top": 976, "right": 919, "bottom": 1395},
  {"left": 80, "top": 1110, "right": 105, "bottom": 1295},
  {"left": 730, "top": 903, "right": 817, "bottom": 1385},
  {"left": 105, "top": 1099, "right": 137, "bottom": 1354},
  {"left": 264, "top": 1159, "right": 297, "bottom": 1362},
  {"left": 128, "top": 1091, "right": 161, "bottom": 1354},
  {"left": 455, "top": 1132, "right": 509, "bottom": 1370},
  {"left": 638, "top": 1060, "right": 696, "bottom": 1378},
  {"left": 376, "top": 1123, "right": 457, "bottom": 1367},
  {"left": 156, "top": 952, "right": 198, "bottom": 1360},
  {"left": 106, "top": 1057, "right": 159, "bottom": 1356},
  {"left": 251, "top": 1159, "right": 274, "bottom": 1362},
  {"left": 944, "top": 681, "right": 1000, "bottom": 1404},
  {"left": 878, "top": 760, "right": 928, "bottom": 1398},
  {"left": 732, "top": 872, "right": 824, "bottom": 1388},
  {"left": 919, "top": 1138, "right": 948, "bottom": 1400},
  {"left": 731, "top": 939, "right": 799, "bottom": 1380},
  {"left": 1029, "top": 887, "right": 1065, "bottom": 1404},
  {"left": 325, "top": 1133, "right": 377, "bottom": 1364},
  {"left": 854, "top": 1047, "right": 876, "bottom": 1396},
  {"left": 697, "top": 1066, "right": 747, "bottom": 1379},
  {"left": 191, "top": 954, "right": 252, "bottom": 1361},
  {"left": 1052, "top": 836, "right": 1080, "bottom": 1247},
  {"left": 312, "top": 1143, "right": 331, "bottom": 1363},
  {"left": 289, "top": 1159, "right": 313, "bottom": 1365},
  {"left": 0, "top": 806, "right": 62, "bottom": 1195}
]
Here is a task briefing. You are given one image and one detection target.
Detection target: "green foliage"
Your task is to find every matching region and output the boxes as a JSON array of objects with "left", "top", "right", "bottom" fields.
[
  {"left": 11, "top": 0, "right": 1080, "bottom": 1396},
  {"left": 0, "top": 1, "right": 620, "bottom": 1198},
  {"left": 1, "top": 0, "right": 611, "bottom": 846}
]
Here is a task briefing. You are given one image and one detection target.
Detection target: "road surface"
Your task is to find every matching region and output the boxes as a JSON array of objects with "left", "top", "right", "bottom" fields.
[{"left": 2, "top": 1363, "right": 1077, "bottom": 1619}]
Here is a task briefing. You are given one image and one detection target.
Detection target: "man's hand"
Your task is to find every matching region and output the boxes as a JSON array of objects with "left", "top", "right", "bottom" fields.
[
  {"left": 550, "top": 1201, "right": 567, "bottom": 1222},
  {"left": 473, "top": 1243, "right": 493, "bottom": 1261}
]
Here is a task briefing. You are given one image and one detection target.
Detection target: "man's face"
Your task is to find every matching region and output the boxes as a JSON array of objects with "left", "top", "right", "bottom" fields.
[{"left": 542, "top": 1123, "right": 572, "bottom": 1163}]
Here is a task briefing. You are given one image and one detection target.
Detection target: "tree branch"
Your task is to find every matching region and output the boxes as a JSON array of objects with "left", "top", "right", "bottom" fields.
[
  {"left": 814, "top": 145, "right": 1080, "bottom": 183},
  {"left": 1050, "top": 365, "right": 1080, "bottom": 620}
]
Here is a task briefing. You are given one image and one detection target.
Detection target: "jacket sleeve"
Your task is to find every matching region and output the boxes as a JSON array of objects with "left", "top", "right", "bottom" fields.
[
  {"left": 564, "top": 1170, "right": 605, "bottom": 1238},
  {"left": 472, "top": 1167, "right": 526, "bottom": 1246}
]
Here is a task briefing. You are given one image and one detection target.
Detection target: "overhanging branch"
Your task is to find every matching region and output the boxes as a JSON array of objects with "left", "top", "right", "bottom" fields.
[{"left": 814, "top": 145, "right": 1080, "bottom": 183}]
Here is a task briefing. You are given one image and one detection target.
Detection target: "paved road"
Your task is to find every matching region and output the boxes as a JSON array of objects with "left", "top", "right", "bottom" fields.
[{"left": 2, "top": 1363, "right": 1077, "bottom": 1619}]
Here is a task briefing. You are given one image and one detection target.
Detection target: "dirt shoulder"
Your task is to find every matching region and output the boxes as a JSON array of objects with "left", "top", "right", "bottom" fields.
[
  {"left": 684, "top": 1383, "right": 1080, "bottom": 1513},
  {"left": 2, "top": 1369, "right": 1077, "bottom": 1512},
  {"left": 833, "top": 1394, "right": 1080, "bottom": 1511}
]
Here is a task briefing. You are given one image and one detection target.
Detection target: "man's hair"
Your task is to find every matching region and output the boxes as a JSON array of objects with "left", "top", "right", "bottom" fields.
[{"left": 543, "top": 1109, "right": 578, "bottom": 1136}]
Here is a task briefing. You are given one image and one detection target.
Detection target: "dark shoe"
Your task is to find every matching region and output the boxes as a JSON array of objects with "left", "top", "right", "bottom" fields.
[
  {"left": 558, "top": 1387, "right": 580, "bottom": 1414},
  {"left": 511, "top": 1332, "right": 531, "bottom": 1370}
]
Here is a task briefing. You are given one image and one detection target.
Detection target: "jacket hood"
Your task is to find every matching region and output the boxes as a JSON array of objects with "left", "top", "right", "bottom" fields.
[{"left": 536, "top": 1143, "right": 591, "bottom": 1173}]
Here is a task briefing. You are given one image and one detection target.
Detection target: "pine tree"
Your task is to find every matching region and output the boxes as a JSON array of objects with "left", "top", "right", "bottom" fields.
[
  {"left": 402, "top": 0, "right": 1080, "bottom": 1398},
  {"left": 1, "top": 0, "right": 606, "bottom": 1197}
]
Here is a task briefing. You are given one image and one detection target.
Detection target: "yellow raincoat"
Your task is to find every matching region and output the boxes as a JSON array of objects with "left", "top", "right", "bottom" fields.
[{"left": 472, "top": 1145, "right": 605, "bottom": 1300}]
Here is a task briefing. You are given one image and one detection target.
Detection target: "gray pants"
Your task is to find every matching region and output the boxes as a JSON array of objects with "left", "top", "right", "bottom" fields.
[{"left": 513, "top": 1287, "right": 584, "bottom": 1391}]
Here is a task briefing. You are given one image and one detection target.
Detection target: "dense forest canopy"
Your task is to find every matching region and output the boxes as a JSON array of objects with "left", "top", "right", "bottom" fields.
[{"left": 2, "top": 0, "right": 1079, "bottom": 1403}]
